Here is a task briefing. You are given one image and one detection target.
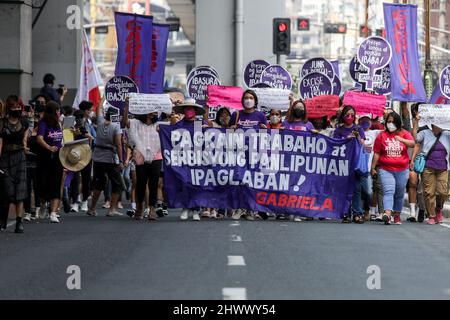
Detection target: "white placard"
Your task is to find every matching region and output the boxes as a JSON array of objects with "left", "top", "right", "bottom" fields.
[
  {"left": 418, "top": 104, "right": 450, "bottom": 130},
  {"left": 252, "top": 88, "right": 290, "bottom": 111},
  {"left": 128, "top": 93, "right": 173, "bottom": 115}
]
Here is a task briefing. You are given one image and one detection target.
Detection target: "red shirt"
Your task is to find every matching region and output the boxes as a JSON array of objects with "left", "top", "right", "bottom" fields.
[{"left": 373, "top": 130, "right": 414, "bottom": 171}]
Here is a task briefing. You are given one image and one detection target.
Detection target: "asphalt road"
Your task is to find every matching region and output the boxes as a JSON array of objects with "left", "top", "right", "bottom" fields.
[{"left": 2, "top": 207, "right": 450, "bottom": 300}]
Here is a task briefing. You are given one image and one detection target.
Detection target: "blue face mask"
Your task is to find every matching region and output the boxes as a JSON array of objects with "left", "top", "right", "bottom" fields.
[{"left": 360, "top": 121, "right": 371, "bottom": 130}]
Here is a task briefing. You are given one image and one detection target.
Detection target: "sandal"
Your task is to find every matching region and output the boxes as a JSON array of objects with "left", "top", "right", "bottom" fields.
[{"left": 353, "top": 215, "right": 364, "bottom": 224}]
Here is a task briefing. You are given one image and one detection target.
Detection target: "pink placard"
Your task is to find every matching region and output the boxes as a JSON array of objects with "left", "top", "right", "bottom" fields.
[
  {"left": 342, "top": 91, "right": 387, "bottom": 116},
  {"left": 207, "top": 85, "right": 244, "bottom": 110}
]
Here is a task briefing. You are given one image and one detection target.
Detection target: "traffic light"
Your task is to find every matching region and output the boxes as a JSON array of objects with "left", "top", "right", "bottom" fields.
[
  {"left": 359, "top": 25, "right": 372, "bottom": 37},
  {"left": 324, "top": 23, "right": 347, "bottom": 34},
  {"left": 297, "top": 18, "right": 310, "bottom": 31},
  {"left": 273, "top": 18, "right": 291, "bottom": 55}
]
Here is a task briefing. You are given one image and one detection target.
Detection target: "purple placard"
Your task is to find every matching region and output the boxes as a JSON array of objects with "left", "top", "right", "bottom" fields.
[
  {"left": 105, "top": 75, "right": 139, "bottom": 110},
  {"left": 439, "top": 65, "right": 450, "bottom": 100},
  {"left": 332, "top": 76, "right": 341, "bottom": 96},
  {"left": 350, "top": 56, "right": 391, "bottom": 95},
  {"left": 260, "top": 65, "right": 293, "bottom": 90},
  {"left": 357, "top": 36, "right": 392, "bottom": 90},
  {"left": 300, "top": 58, "right": 335, "bottom": 79},
  {"left": 187, "top": 66, "right": 219, "bottom": 84},
  {"left": 243, "top": 60, "right": 270, "bottom": 88},
  {"left": 187, "top": 72, "right": 221, "bottom": 106},
  {"left": 299, "top": 72, "right": 333, "bottom": 99}
]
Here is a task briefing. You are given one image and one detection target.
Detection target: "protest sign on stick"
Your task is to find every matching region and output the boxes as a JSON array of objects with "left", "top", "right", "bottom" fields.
[
  {"left": 418, "top": 104, "right": 450, "bottom": 130},
  {"left": 207, "top": 85, "right": 244, "bottom": 110},
  {"left": 128, "top": 93, "right": 173, "bottom": 115},
  {"left": 343, "top": 91, "right": 386, "bottom": 117}
]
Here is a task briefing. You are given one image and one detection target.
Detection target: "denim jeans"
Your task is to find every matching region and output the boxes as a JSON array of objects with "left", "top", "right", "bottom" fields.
[
  {"left": 378, "top": 169, "right": 409, "bottom": 212},
  {"left": 352, "top": 172, "right": 372, "bottom": 216}
]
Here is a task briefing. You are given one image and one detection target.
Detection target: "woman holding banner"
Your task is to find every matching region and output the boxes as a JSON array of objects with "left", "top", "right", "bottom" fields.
[
  {"left": 123, "top": 99, "right": 162, "bottom": 221},
  {"left": 371, "top": 112, "right": 415, "bottom": 225},
  {"left": 333, "top": 105, "right": 366, "bottom": 224},
  {"left": 411, "top": 112, "right": 450, "bottom": 225}
]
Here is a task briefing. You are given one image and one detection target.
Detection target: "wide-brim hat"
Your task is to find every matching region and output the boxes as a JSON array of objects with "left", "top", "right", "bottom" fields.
[
  {"left": 173, "top": 102, "right": 205, "bottom": 115},
  {"left": 59, "top": 141, "right": 92, "bottom": 172}
]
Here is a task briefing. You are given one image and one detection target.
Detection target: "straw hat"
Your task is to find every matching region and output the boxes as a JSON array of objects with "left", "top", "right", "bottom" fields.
[
  {"left": 173, "top": 102, "right": 205, "bottom": 115},
  {"left": 59, "top": 141, "right": 92, "bottom": 172}
]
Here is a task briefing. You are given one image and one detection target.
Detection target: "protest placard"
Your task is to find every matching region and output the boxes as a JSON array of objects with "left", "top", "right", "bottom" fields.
[
  {"left": 260, "top": 65, "right": 293, "bottom": 90},
  {"left": 252, "top": 88, "right": 290, "bottom": 111},
  {"left": 187, "top": 67, "right": 221, "bottom": 106},
  {"left": 418, "top": 104, "right": 450, "bottom": 130},
  {"left": 207, "top": 85, "right": 244, "bottom": 110},
  {"left": 299, "top": 72, "right": 333, "bottom": 99},
  {"left": 342, "top": 91, "right": 386, "bottom": 116},
  {"left": 439, "top": 66, "right": 450, "bottom": 100},
  {"left": 128, "top": 93, "right": 172, "bottom": 115},
  {"left": 243, "top": 60, "right": 270, "bottom": 88},
  {"left": 305, "top": 95, "right": 340, "bottom": 119},
  {"left": 105, "top": 76, "right": 139, "bottom": 110}
]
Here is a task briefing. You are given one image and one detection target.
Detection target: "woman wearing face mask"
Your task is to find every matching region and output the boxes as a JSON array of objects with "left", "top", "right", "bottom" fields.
[
  {"left": 268, "top": 109, "right": 283, "bottom": 129},
  {"left": 230, "top": 90, "right": 267, "bottom": 129},
  {"left": 371, "top": 112, "right": 415, "bottom": 225},
  {"left": 283, "top": 100, "right": 314, "bottom": 132},
  {"left": 212, "top": 107, "right": 231, "bottom": 129},
  {"left": 123, "top": 99, "right": 162, "bottom": 221},
  {"left": 333, "top": 106, "right": 366, "bottom": 223},
  {"left": 172, "top": 102, "right": 207, "bottom": 221},
  {"left": 0, "top": 96, "right": 30, "bottom": 233}
]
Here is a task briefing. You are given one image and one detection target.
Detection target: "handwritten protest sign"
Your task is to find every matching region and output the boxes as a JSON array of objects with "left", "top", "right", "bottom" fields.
[
  {"left": 252, "top": 88, "right": 290, "bottom": 111},
  {"left": 439, "top": 66, "right": 450, "bottom": 100},
  {"left": 301, "top": 58, "right": 335, "bottom": 79},
  {"left": 207, "top": 85, "right": 244, "bottom": 110},
  {"left": 187, "top": 66, "right": 221, "bottom": 106},
  {"left": 304, "top": 95, "right": 340, "bottom": 119},
  {"left": 343, "top": 91, "right": 386, "bottom": 117},
  {"left": 418, "top": 104, "right": 450, "bottom": 130},
  {"left": 243, "top": 60, "right": 270, "bottom": 88},
  {"left": 105, "top": 76, "right": 139, "bottom": 110},
  {"left": 357, "top": 36, "right": 392, "bottom": 90},
  {"left": 260, "top": 65, "right": 293, "bottom": 90},
  {"left": 128, "top": 93, "right": 172, "bottom": 115},
  {"left": 160, "top": 125, "right": 359, "bottom": 219}
]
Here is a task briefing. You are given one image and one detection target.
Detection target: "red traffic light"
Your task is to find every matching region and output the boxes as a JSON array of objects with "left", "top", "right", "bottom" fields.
[
  {"left": 297, "top": 18, "right": 310, "bottom": 31},
  {"left": 338, "top": 24, "right": 347, "bottom": 33},
  {"left": 278, "top": 22, "right": 288, "bottom": 32}
]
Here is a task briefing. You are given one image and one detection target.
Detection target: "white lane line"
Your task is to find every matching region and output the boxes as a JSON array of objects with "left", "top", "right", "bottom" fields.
[
  {"left": 230, "top": 234, "right": 242, "bottom": 242},
  {"left": 222, "top": 288, "right": 247, "bottom": 300},
  {"left": 440, "top": 223, "right": 450, "bottom": 229},
  {"left": 229, "top": 222, "right": 240, "bottom": 227},
  {"left": 227, "top": 255, "right": 246, "bottom": 266}
]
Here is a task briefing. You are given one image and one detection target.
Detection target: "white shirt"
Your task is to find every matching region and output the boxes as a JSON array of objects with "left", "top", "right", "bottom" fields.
[{"left": 128, "top": 119, "right": 161, "bottom": 162}]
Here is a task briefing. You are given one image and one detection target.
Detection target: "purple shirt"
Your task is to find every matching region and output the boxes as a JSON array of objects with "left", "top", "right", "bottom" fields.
[
  {"left": 282, "top": 120, "right": 314, "bottom": 132},
  {"left": 37, "top": 121, "right": 63, "bottom": 149},
  {"left": 333, "top": 124, "right": 366, "bottom": 140},
  {"left": 230, "top": 110, "right": 268, "bottom": 129},
  {"left": 426, "top": 141, "right": 447, "bottom": 170}
]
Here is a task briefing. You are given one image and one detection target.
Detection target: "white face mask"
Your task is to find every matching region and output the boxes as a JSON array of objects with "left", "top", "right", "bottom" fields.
[
  {"left": 386, "top": 123, "right": 397, "bottom": 133},
  {"left": 244, "top": 99, "right": 255, "bottom": 109},
  {"left": 270, "top": 115, "right": 281, "bottom": 124}
]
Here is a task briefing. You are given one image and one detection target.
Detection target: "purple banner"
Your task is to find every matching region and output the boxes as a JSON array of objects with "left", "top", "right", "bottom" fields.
[
  {"left": 383, "top": 3, "right": 426, "bottom": 102},
  {"left": 148, "top": 23, "right": 170, "bottom": 94},
  {"left": 260, "top": 65, "right": 293, "bottom": 90},
  {"left": 114, "top": 12, "right": 153, "bottom": 93},
  {"left": 299, "top": 72, "right": 333, "bottom": 99},
  {"left": 243, "top": 60, "right": 270, "bottom": 88},
  {"left": 160, "top": 124, "right": 359, "bottom": 218}
]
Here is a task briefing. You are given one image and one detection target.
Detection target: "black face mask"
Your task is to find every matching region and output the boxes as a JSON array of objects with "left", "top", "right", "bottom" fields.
[
  {"left": 293, "top": 108, "right": 305, "bottom": 119},
  {"left": 8, "top": 110, "right": 22, "bottom": 118},
  {"left": 150, "top": 115, "right": 158, "bottom": 124}
]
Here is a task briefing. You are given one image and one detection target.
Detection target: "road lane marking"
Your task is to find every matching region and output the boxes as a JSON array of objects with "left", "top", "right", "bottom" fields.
[
  {"left": 230, "top": 234, "right": 242, "bottom": 242},
  {"left": 222, "top": 288, "right": 247, "bottom": 300},
  {"left": 229, "top": 222, "right": 240, "bottom": 227},
  {"left": 440, "top": 223, "right": 450, "bottom": 229},
  {"left": 228, "top": 255, "right": 246, "bottom": 266}
]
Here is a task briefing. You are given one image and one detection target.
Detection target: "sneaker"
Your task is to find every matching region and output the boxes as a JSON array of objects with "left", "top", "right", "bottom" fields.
[
  {"left": 276, "top": 214, "right": 286, "bottom": 220},
  {"left": 81, "top": 201, "right": 88, "bottom": 212},
  {"left": 162, "top": 208, "right": 169, "bottom": 216},
  {"left": 117, "top": 202, "right": 124, "bottom": 209},
  {"left": 70, "top": 203, "right": 79, "bottom": 213},
  {"left": 180, "top": 209, "right": 189, "bottom": 220},
  {"left": 143, "top": 208, "right": 149, "bottom": 219},
  {"left": 50, "top": 212, "right": 60, "bottom": 223},
  {"left": 38, "top": 206, "right": 48, "bottom": 220},
  {"left": 23, "top": 213, "right": 31, "bottom": 222},
  {"left": 106, "top": 210, "right": 123, "bottom": 217},
  {"left": 102, "top": 201, "right": 111, "bottom": 209},
  {"left": 382, "top": 214, "right": 391, "bottom": 225},
  {"left": 192, "top": 212, "right": 201, "bottom": 221},
  {"left": 244, "top": 212, "right": 254, "bottom": 221},
  {"left": 232, "top": 209, "right": 243, "bottom": 220},
  {"left": 30, "top": 212, "right": 37, "bottom": 220},
  {"left": 155, "top": 206, "right": 164, "bottom": 218},
  {"left": 201, "top": 209, "right": 210, "bottom": 218},
  {"left": 436, "top": 209, "right": 444, "bottom": 224},
  {"left": 393, "top": 215, "right": 402, "bottom": 225},
  {"left": 374, "top": 214, "right": 383, "bottom": 222},
  {"left": 427, "top": 218, "right": 436, "bottom": 225},
  {"left": 126, "top": 209, "right": 136, "bottom": 218},
  {"left": 87, "top": 209, "right": 97, "bottom": 217},
  {"left": 294, "top": 216, "right": 302, "bottom": 222},
  {"left": 209, "top": 209, "right": 218, "bottom": 219},
  {"left": 418, "top": 209, "right": 425, "bottom": 223}
]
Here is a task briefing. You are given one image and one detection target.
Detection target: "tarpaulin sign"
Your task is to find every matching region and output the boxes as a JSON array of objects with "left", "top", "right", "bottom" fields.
[
  {"left": 342, "top": 91, "right": 386, "bottom": 117},
  {"left": 305, "top": 95, "right": 340, "bottom": 119},
  {"left": 207, "top": 85, "right": 244, "bottom": 110}
]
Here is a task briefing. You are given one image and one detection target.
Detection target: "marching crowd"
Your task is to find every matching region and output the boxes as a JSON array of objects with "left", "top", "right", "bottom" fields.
[{"left": 1, "top": 73, "right": 450, "bottom": 234}]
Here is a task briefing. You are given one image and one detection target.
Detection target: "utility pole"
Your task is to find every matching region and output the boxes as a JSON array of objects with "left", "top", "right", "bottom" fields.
[
  {"left": 364, "top": 0, "right": 370, "bottom": 38},
  {"left": 423, "top": 0, "right": 434, "bottom": 99}
]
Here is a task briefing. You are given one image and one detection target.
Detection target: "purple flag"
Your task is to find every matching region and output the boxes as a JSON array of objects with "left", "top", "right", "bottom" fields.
[
  {"left": 429, "top": 85, "right": 450, "bottom": 104},
  {"left": 114, "top": 12, "right": 153, "bottom": 93},
  {"left": 149, "top": 23, "right": 170, "bottom": 93},
  {"left": 383, "top": 3, "right": 426, "bottom": 102}
]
